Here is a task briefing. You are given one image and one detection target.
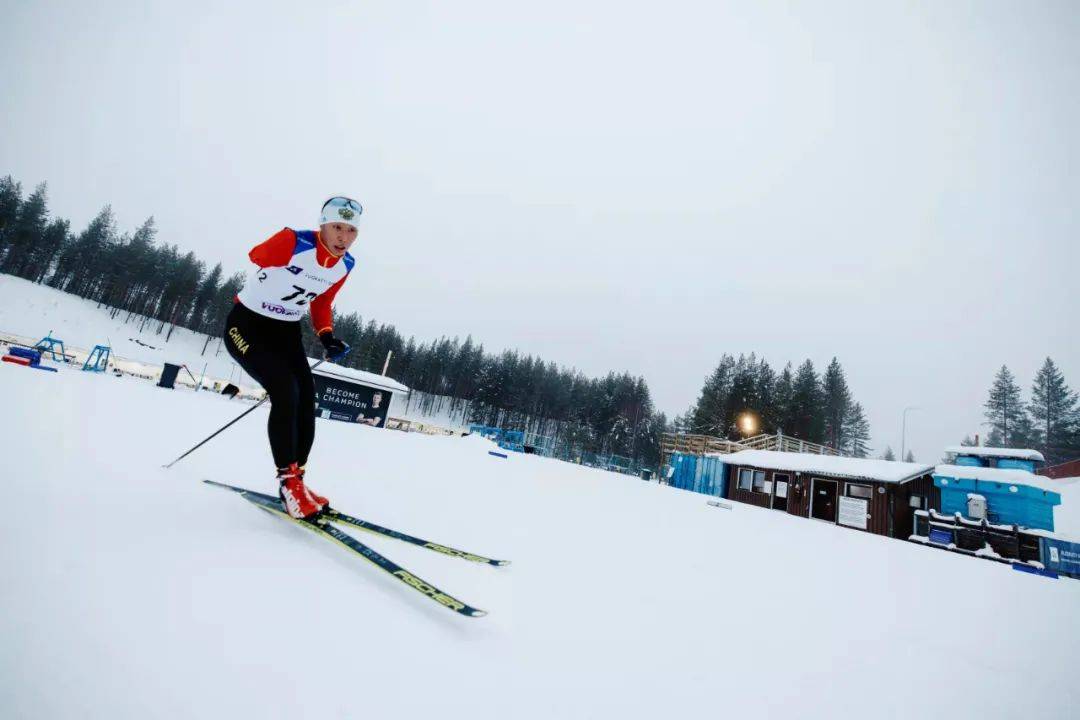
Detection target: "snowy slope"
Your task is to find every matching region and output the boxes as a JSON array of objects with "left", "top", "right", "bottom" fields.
[
  {"left": 1, "top": 363, "right": 1078, "bottom": 719},
  {"left": 0, "top": 274, "right": 246, "bottom": 383},
  {"left": 0, "top": 275, "right": 424, "bottom": 421}
]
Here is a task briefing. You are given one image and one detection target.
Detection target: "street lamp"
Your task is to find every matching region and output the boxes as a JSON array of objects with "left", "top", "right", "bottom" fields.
[{"left": 901, "top": 406, "right": 921, "bottom": 462}]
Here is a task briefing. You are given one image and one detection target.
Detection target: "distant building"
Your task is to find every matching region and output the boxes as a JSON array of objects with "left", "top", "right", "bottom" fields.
[
  {"left": 664, "top": 440, "right": 1076, "bottom": 574},
  {"left": 717, "top": 450, "right": 937, "bottom": 539}
]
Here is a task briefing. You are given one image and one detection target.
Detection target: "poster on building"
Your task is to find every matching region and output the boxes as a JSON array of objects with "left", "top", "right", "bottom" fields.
[
  {"left": 312, "top": 373, "right": 393, "bottom": 427},
  {"left": 838, "top": 496, "right": 869, "bottom": 529}
]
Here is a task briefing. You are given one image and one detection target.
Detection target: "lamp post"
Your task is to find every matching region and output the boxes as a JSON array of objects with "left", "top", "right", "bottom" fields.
[
  {"left": 738, "top": 412, "right": 758, "bottom": 438},
  {"left": 901, "top": 406, "right": 921, "bottom": 462}
]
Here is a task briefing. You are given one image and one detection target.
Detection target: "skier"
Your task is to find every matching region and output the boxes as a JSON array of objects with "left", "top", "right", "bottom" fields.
[{"left": 224, "top": 196, "right": 360, "bottom": 519}]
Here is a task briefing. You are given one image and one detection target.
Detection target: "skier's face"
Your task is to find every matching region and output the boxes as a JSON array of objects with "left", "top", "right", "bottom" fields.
[{"left": 320, "top": 223, "right": 358, "bottom": 256}]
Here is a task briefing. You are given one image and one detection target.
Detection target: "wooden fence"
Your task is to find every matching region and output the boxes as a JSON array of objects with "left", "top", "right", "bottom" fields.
[
  {"left": 911, "top": 509, "right": 1043, "bottom": 564},
  {"left": 660, "top": 431, "right": 842, "bottom": 465}
]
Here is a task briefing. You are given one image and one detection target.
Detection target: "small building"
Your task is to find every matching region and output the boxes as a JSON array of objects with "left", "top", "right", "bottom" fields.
[
  {"left": 1039, "top": 458, "right": 1080, "bottom": 480},
  {"left": 933, "top": 464, "right": 1062, "bottom": 532},
  {"left": 943, "top": 446, "right": 1045, "bottom": 473},
  {"left": 720, "top": 450, "right": 937, "bottom": 538}
]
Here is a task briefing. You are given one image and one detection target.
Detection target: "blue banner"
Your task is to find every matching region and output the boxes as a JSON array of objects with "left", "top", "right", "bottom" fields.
[{"left": 1041, "top": 537, "right": 1080, "bottom": 577}]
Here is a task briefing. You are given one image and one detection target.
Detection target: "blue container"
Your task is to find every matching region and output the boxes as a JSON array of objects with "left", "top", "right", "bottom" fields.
[
  {"left": 952, "top": 454, "right": 1038, "bottom": 473},
  {"left": 954, "top": 455, "right": 986, "bottom": 467},
  {"left": 669, "top": 453, "right": 727, "bottom": 497},
  {"left": 933, "top": 473, "right": 1061, "bottom": 531},
  {"left": 996, "top": 458, "right": 1037, "bottom": 473}
]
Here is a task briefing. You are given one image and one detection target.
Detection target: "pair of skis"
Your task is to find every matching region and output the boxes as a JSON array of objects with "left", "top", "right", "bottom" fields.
[{"left": 204, "top": 480, "right": 506, "bottom": 618}]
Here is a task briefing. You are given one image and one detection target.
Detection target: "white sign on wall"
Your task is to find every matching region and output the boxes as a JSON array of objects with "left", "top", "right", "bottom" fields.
[{"left": 838, "top": 496, "right": 869, "bottom": 529}]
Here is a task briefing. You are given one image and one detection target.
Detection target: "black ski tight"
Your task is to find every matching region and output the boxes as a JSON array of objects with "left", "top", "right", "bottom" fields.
[{"left": 224, "top": 302, "right": 315, "bottom": 469}]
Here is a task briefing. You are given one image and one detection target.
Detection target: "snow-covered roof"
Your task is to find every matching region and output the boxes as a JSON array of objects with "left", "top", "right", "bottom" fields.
[
  {"left": 944, "top": 446, "right": 1045, "bottom": 462},
  {"left": 308, "top": 359, "right": 410, "bottom": 393},
  {"left": 934, "top": 464, "right": 1061, "bottom": 494},
  {"left": 718, "top": 450, "right": 934, "bottom": 484}
]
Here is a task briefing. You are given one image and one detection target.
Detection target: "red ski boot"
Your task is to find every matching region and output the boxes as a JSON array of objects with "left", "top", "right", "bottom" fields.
[
  {"left": 297, "top": 465, "right": 329, "bottom": 509},
  {"left": 277, "top": 463, "right": 324, "bottom": 520}
]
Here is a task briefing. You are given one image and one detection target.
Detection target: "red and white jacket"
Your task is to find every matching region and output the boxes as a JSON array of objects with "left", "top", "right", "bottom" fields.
[{"left": 236, "top": 228, "right": 355, "bottom": 335}]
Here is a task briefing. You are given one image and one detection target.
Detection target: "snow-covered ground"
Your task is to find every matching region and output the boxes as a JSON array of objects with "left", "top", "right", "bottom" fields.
[
  {"left": 2, "top": 362, "right": 1078, "bottom": 719},
  {"left": 0, "top": 274, "right": 248, "bottom": 384}
]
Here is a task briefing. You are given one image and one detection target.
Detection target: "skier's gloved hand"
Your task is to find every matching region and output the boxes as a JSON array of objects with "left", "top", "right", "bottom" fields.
[{"left": 318, "top": 332, "right": 350, "bottom": 361}]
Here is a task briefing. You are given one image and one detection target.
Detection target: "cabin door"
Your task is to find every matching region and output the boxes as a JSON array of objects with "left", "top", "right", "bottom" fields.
[
  {"left": 811, "top": 479, "right": 838, "bottom": 522},
  {"left": 772, "top": 473, "right": 789, "bottom": 512}
]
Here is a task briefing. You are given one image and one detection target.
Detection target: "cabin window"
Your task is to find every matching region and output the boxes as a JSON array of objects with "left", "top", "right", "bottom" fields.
[
  {"left": 752, "top": 471, "right": 767, "bottom": 493},
  {"left": 738, "top": 468, "right": 753, "bottom": 491},
  {"left": 846, "top": 483, "right": 873, "bottom": 500},
  {"left": 909, "top": 494, "right": 926, "bottom": 509}
]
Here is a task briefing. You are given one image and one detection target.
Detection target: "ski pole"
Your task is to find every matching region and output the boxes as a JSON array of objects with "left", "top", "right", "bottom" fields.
[{"left": 163, "top": 355, "right": 337, "bottom": 470}]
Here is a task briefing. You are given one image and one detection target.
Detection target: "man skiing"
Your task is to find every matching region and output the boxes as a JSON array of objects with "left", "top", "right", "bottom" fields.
[{"left": 224, "top": 196, "right": 360, "bottom": 519}]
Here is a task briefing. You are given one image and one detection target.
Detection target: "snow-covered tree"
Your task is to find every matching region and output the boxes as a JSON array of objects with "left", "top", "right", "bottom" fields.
[
  {"left": 822, "top": 357, "right": 852, "bottom": 451},
  {"left": 690, "top": 355, "right": 735, "bottom": 435},
  {"left": 1028, "top": 358, "right": 1078, "bottom": 464},
  {"left": 983, "top": 365, "right": 1028, "bottom": 447},
  {"left": 843, "top": 402, "right": 871, "bottom": 458},
  {"left": 789, "top": 360, "right": 825, "bottom": 443}
]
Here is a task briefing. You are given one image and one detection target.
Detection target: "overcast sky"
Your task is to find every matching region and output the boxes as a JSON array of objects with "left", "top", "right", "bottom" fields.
[{"left": 2, "top": 0, "right": 1078, "bottom": 461}]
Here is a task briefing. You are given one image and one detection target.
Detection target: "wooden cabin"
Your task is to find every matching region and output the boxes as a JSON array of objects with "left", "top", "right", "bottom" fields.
[{"left": 721, "top": 450, "right": 938, "bottom": 539}]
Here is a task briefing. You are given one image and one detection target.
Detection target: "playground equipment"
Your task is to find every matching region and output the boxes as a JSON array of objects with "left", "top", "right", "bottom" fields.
[
  {"left": 180, "top": 363, "right": 203, "bottom": 389},
  {"left": 34, "top": 332, "right": 68, "bottom": 363},
  {"left": 2, "top": 346, "right": 58, "bottom": 373},
  {"left": 82, "top": 344, "right": 111, "bottom": 373}
]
